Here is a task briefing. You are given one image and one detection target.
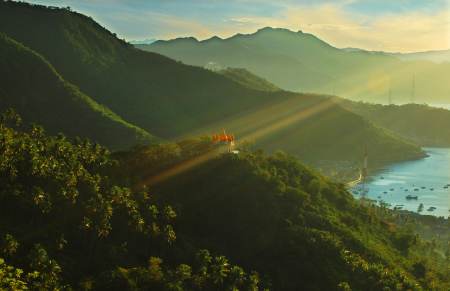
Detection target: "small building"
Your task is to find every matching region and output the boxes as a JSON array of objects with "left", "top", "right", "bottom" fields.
[{"left": 213, "top": 129, "right": 235, "bottom": 154}]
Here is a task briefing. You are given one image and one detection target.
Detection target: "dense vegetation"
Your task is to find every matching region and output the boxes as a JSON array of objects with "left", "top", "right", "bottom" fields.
[
  {"left": 0, "top": 32, "right": 158, "bottom": 150},
  {"left": 138, "top": 27, "right": 450, "bottom": 104},
  {"left": 0, "top": 109, "right": 448, "bottom": 290},
  {"left": 1, "top": 110, "right": 450, "bottom": 290},
  {"left": 334, "top": 98, "right": 450, "bottom": 147}
]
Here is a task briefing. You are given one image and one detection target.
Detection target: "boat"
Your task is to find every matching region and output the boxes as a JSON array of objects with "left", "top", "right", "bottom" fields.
[
  {"left": 400, "top": 187, "right": 404, "bottom": 189},
  {"left": 414, "top": 189, "right": 419, "bottom": 191},
  {"left": 430, "top": 188, "right": 434, "bottom": 191},
  {"left": 430, "top": 207, "right": 436, "bottom": 210},
  {"left": 427, "top": 208, "right": 434, "bottom": 211},
  {"left": 405, "top": 195, "right": 418, "bottom": 199},
  {"left": 396, "top": 204, "right": 404, "bottom": 207},
  {"left": 421, "top": 187, "right": 426, "bottom": 189},
  {"left": 383, "top": 191, "right": 387, "bottom": 194},
  {"left": 390, "top": 188, "right": 394, "bottom": 191},
  {"left": 377, "top": 196, "right": 381, "bottom": 198},
  {"left": 352, "top": 191, "right": 358, "bottom": 194},
  {"left": 380, "top": 177, "right": 384, "bottom": 179},
  {"left": 404, "top": 189, "right": 408, "bottom": 191},
  {"left": 444, "top": 186, "right": 448, "bottom": 189}
]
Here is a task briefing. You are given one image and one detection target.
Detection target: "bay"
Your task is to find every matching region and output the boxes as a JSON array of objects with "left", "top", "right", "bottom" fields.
[{"left": 350, "top": 147, "right": 450, "bottom": 218}]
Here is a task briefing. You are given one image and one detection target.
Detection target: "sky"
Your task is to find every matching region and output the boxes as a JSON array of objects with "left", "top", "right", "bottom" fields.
[{"left": 26, "top": 0, "right": 450, "bottom": 53}]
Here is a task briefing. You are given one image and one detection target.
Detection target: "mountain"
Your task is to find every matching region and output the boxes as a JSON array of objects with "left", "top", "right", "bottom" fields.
[
  {"left": 128, "top": 38, "right": 157, "bottom": 44},
  {"left": 138, "top": 27, "right": 450, "bottom": 104},
  {"left": 333, "top": 97, "right": 450, "bottom": 147},
  {"left": 0, "top": 32, "right": 158, "bottom": 149},
  {"left": 0, "top": 1, "right": 424, "bottom": 164},
  {"left": 342, "top": 47, "right": 450, "bottom": 64},
  {"left": 216, "top": 67, "right": 282, "bottom": 92}
]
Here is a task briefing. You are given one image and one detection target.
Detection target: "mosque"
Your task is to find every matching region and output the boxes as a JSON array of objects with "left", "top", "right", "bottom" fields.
[{"left": 212, "top": 129, "right": 235, "bottom": 154}]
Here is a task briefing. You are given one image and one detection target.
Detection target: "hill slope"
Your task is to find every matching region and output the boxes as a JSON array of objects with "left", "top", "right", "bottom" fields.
[
  {"left": 334, "top": 98, "right": 450, "bottom": 147},
  {"left": 216, "top": 67, "right": 282, "bottom": 92},
  {"left": 0, "top": 2, "right": 424, "bottom": 164},
  {"left": 0, "top": 32, "right": 158, "bottom": 149},
  {"left": 1, "top": 123, "right": 447, "bottom": 290},
  {"left": 138, "top": 27, "right": 450, "bottom": 104}
]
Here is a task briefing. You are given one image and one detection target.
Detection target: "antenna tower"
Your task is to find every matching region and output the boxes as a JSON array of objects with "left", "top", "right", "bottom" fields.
[
  {"left": 388, "top": 82, "right": 392, "bottom": 105},
  {"left": 361, "top": 145, "right": 368, "bottom": 196},
  {"left": 411, "top": 74, "right": 415, "bottom": 104}
]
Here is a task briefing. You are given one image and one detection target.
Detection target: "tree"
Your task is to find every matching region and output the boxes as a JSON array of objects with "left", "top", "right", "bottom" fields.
[
  {"left": 2, "top": 234, "right": 19, "bottom": 257},
  {"left": 28, "top": 243, "right": 48, "bottom": 269},
  {"left": 211, "top": 256, "right": 229, "bottom": 284},
  {"left": 238, "top": 139, "right": 256, "bottom": 152}
]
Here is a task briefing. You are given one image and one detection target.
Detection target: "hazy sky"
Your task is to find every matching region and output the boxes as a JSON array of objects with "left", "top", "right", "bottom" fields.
[{"left": 27, "top": 0, "right": 450, "bottom": 53}]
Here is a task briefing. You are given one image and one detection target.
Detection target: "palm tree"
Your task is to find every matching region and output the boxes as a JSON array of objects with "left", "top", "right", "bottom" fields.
[
  {"left": 0, "top": 114, "right": 6, "bottom": 129},
  {"left": 2, "top": 234, "right": 19, "bottom": 257},
  {"left": 163, "top": 206, "right": 176, "bottom": 221},
  {"left": 28, "top": 243, "right": 48, "bottom": 269},
  {"left": 28, "top": 122, "right": 37, "bottom": 136},
  {"left": 78, "top": 217, "right": 92, "bottom": 255},
  {"left": 44, "top": 260, "right": 61, "bottom": 281},
  {"left": 14, "top": 115, "right": 21, "bottom": 127},
  {"left": 228, "top": 266, "right": 246, "bottom": 289},
  {"left": 211, "top": 256, "right": 229, "bottom": 284}
]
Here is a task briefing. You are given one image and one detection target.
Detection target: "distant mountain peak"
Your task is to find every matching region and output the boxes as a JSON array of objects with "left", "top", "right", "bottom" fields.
[
  {"left": 129, "top": 38, "right": 157, "bottom": 44},
  {"left": 202, "top": 36, "right": 223, "bottom": 43}
]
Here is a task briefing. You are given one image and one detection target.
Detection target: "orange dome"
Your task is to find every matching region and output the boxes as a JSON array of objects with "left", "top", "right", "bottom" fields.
[{"left": 220, "top": 129, "right": 228, "bottom": 142}]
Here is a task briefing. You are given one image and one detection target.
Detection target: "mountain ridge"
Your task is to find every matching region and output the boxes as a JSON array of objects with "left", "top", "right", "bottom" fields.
[{"left": 138, "top": 26, "right": 450, "bottom": 104}]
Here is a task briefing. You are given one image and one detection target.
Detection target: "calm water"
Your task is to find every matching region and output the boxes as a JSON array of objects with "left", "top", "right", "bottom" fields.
[{"left": 350, "top": 148, "right": 450, "bottom": 217}]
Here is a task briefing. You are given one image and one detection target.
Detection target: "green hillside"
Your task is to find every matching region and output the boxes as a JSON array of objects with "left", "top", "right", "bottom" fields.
[
  {"left": 0, "top": 2, "right": 280, "bottom": 140},
  {"left": 334, "top": 98, "right": 450, "bottom": 147},
  {"left": 1, "top": 121, "right": 448, "bottom": 290},
  {"left": 0, "top": 1, "right": 427, "bottom": 165},
  {"left": 0, "top": 32, "right": 158, "bottom": 150},
  {"left": 216, "top": 67, "right": 282, "bottom": 92},
  {"left": 138, "top": 27, "right": 450, "bottom": 104}
]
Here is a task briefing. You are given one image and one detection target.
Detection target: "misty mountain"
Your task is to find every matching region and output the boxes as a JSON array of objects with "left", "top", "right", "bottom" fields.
[
  {"left": 128, "top": 38, "right": 157, "bottom": 44},
  {"left": 0, "top": 1, "right": 424, "bottom": 163},
  {"left": 138, "top": 27, "right": 450, "bottom": 104},
  {"left": 342, "top": 47, "right": 450, "bottom": 64}
]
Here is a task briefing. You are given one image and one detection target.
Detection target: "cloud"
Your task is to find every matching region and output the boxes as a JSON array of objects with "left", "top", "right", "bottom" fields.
[{"left": 227, "top": 18, "right": 253, "bottom": 23}]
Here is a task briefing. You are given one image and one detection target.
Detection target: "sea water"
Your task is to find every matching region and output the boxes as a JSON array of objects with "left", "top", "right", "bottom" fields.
[{"left": 350, "top": 148, "right": 450, "bottom": 218}]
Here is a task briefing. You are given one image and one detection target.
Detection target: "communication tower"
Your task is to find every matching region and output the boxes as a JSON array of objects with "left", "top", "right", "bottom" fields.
[
  {"left": 361, "top": 145, "right": 369, "bottom": 196},
  {"left": 388, "top": 82, "right": 392, "bottom": 105}
]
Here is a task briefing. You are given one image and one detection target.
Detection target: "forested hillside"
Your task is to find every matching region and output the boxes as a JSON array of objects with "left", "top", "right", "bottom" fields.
[
  {"left": 0, "top": 33, "right": 158, "bottom": 150},
  {"left": 138, "top": 27, "right": 450, "bottom": 104},
  {"left": 1, "top": 114, "right": 449, "bottom": 290},
  {"left": 0, "top": 1, "right": 427, "bottom": 164},
  {"left": 334, "top": 98, "right": 450, "bottom": 147}
]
